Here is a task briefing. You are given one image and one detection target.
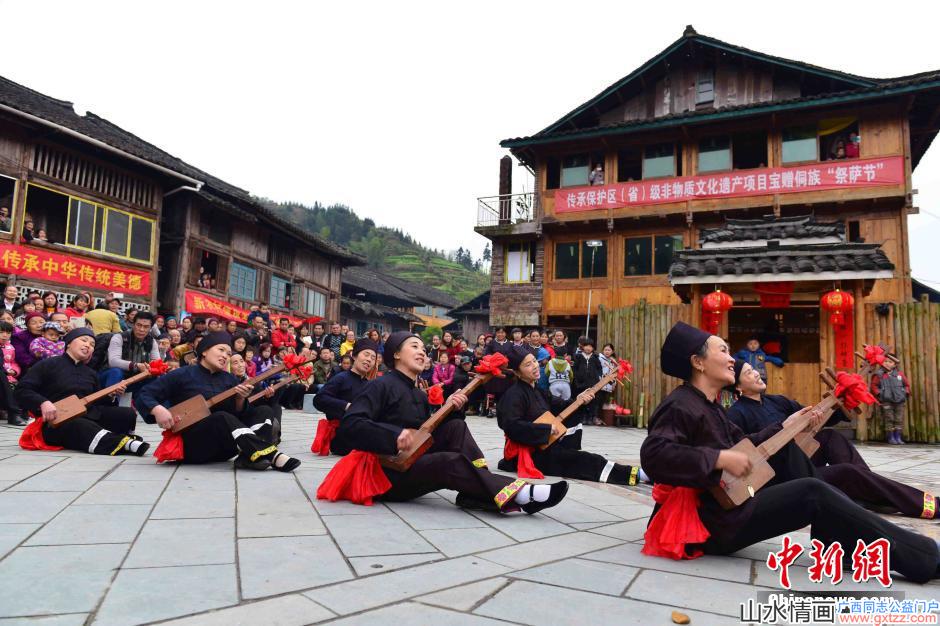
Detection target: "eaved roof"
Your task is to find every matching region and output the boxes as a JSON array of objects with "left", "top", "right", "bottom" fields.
[
  {"left": 342, "top": 266, "right": 424, "bottom": 308},
  {"left": 448, "top": 290, "right": 490, "bottom": 317},
  {"left": 0, "top": 74, "right": 363, "bottom": 264},
  {"left": 381, "top": 273, "right": 459, "bottom": 309},
  {"left": 699, "top": 215, "right": 845, "bottom": 248}
]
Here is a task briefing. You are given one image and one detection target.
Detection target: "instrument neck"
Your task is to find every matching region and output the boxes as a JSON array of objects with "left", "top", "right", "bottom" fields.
[
  {"left": 556, "top": 370, "right": 618, "bottom": 421},
  {"left": 420, "top": 373, "right": 492, "bottom": 432},
  {"left": 758, "top": 394, "right": 838, "bottom": 458},
  {"left": 208, "top": 364, "right": 287, "bottom": 407},
  {"left": 82, "top": 370, "right": 152, "bottom": 406},
  {"left": 247, "top": 374, "right": 297, "bottom": 403}
]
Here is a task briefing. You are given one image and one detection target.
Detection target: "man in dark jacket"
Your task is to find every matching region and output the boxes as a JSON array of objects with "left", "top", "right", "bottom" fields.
[
  {"left": 572, "top": 337, "right": 602, "bottom": 425},
  {"left": 100, "top": 311, "right": 161, "bottom": 396}
]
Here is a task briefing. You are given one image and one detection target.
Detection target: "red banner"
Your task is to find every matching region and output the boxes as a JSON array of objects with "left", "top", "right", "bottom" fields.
[
  {"left": 554, "top": 156, "right": 904, "bottom": 214},
  {"left": 0, "top": 243, "right": 150, "bottom": 295},
  {"left": 184, "top": 290, "right": 306, "bottom": 327}
]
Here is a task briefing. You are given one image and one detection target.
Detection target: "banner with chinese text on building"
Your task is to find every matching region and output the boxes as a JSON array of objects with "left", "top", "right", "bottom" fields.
[
  {"left": 555, "top": 156, "right": 905, "bottom": 213},
  {"left": 184, "top": 289, "right": 306, "bottom": 327},
  {"left": 0, "top": 243, "right": 150, "bottom": 295}
]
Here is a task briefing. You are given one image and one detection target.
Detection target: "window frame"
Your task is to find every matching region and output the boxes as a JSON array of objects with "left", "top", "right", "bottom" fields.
[
  {"left": 504, "top": 242, "right": 532, "bottom": 284},
  {"left": 269, "top": 275, "right": 292, "bottom": 310},
  {"left": 304, "top": 286, "right": 327, "bottom": 317},
  {"left": 623, "top": 233, "right": 685, "bottom": 277},
  {"left": 696, "top": 135, "right": 733, "bottom": 174},
  {"left": 781, "top": 124, "right": 820, "bottom": 165},
  {"left": 642, "top": 143, "right": 677, "bottom": 180},
  {"left": 0, "top": 174, "right": 18, "bottom": 235},
  {"left": 28, "top": 182, "right": 156, "bottom": 264},
  {"left": 228, "top": 261, "right": 258, "bottom": 301},
  {"left": 553, "top": 238, "right": 608, "bottom": 281}
]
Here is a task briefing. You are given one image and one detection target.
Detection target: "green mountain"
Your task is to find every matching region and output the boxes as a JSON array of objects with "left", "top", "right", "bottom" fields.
[{"left": 257, "top": 199, "right": 490, "bottom": 304}]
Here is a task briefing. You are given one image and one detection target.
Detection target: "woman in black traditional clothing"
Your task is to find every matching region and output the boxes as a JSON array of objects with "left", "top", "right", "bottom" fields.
[{"left": 641, "top": 322, "right": 939, "bottom": 583}]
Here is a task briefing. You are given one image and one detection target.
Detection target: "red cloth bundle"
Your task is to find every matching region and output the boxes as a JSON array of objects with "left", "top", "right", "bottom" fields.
[
  {"left": 282, "top": 353, "right": 306, "bottom": 375},
  {"left": 18, "top": 416, "right": 63, "bottom": 451},
  {"left": 153, "top": 430, "right": 184, "bottom": 463},
  {"left": 864, "top": 345, "right": 886, "bottom": 367},
  {"left": 642, "top": 485, "right": 710, "bottom": 560},
  {"left": 504, "top": 438, "right": 543, "bottom": 479},
  {"left": 617, "top": 358, "right": 633, "bottom": 382},
  {"left": 475, "top": 353, "right": 508, "bottom": 376},
  {"left": 311, "top": 418, "right": 339, "bottom": 455},
  {"left": 427, "top": 384, "right": 444, "bottom": 406},
  {"left": 147, "top": 359, "right": 169, "bottom": 377},
  {"left": 316, "top": 450, "right": 391, "bottom": 505},
  {"left": 834, "top": 371, "right": 877, "bottom": 410}
]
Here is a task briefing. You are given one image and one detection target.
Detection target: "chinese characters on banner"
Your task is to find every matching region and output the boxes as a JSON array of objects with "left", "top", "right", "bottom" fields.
[
  {"left": 0, "top": 243, "right": 150, "bottom": 295},
  {"left": 554, "top": 156, "right": 905, "bottom": 214},
  {"left": 184, "top": 290, "right": 304, "bottom": 326}
]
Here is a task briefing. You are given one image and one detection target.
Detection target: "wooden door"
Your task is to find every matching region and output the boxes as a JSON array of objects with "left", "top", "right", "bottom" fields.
[{"left": 766, "top": 362, "right": 821, "bottom": 407}]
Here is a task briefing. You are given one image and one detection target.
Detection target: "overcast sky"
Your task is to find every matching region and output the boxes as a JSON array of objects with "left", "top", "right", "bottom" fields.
[{"left": 1, "top": 1, "right": 939, "bottom": 285}]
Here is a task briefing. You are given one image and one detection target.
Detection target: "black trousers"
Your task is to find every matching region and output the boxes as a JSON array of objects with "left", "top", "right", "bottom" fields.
[
  {"left": 181, "top": 409, "right": 276, "bottom": 465},
  {"left": 42, "top": 406, "right": 137, "bottom": 455},
  {"left": 704, "top": 477, "right": 939, "bottom": 584},
  {"left": 279, "top": 384, "right": 306, "bottom": 409},
  {"left": 0, "top": 366, "right": 19, "bottom": 413},
  {"left": 380, "top": 419, "right": 522, "bottom": 508},
  {"left": 810, "top": 429, "right": 870, "bottom": 469},
  {"left": 499, "top": 430, "right": 637, "bottom": 486}
]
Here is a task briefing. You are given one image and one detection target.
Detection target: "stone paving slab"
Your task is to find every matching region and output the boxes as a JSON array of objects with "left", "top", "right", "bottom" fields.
[{"left": 0, "top": 415, "right": 938, "bottom": 625}]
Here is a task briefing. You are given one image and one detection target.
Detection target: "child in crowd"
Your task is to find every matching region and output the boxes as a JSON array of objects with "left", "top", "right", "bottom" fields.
[
  {"left": 339, "top": 354, "right": 353, "bottom": 371},
  {"left": 573, "top": 338, "right": 603, "bottom": 425},
  {"left": 0, "top": 321, "right": 19, "bottom": 384},
  {"left": 244, "top": 347, "right": 257, "bottom": 377},
  {"left": 546, "top": 350, "right": 573, "bottom": 402},
  {"left": 871, "top": 353, "right": 911, "bottom": 445},
  {"left": 29, "top": 321, "right": 65, "bottom": 361},
  {"left": 418, "top": 356, "right": 434, "bottom": 390},
  {"left": 732, "top": 336, "right": 784, "bottom": 383},
  {"left": 432, "top": 351, "right": 455, "bottom": 396}
]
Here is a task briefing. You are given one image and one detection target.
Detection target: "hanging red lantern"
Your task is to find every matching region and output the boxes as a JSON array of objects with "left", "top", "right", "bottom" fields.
[
  {"left": 701, "top": 289, "right": 733, "bottom": 335},
  {"left": 755, "top": 281, "right": 794, "bottom": 308},
  {"left": 820, "top": 289, "right": 856, "bottom": 368}
]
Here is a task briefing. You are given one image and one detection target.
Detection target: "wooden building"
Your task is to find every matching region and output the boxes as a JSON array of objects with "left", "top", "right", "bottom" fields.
[
  {"left": 478, "top": 27, "right": 940, "bottom": 404},
  {"left": 445, "top": 290, "right": 491, "bottom": 341},
  {"left": 341, "top": 266, "right": 457, "bottom": 333}
]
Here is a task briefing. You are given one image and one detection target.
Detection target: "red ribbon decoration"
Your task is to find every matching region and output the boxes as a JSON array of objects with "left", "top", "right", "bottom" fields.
[
  {"left": 311, "top": 419, "right": 339, "bottom": 455},
  {"left": 863, "top": 345, "right": 886, "bottom": 367},
  {"left": 18, "top": 415, "right": 63, "bottom": 451},
  {"left": 427, "top": 384, "right": 444, "bottom": 406},
  {"left": 642, "top": 485, "right": 710, "bottom": 560},
  {"left": 154, "top": 429, "right": 184, "bottom": 463},
  {"left": 833, "top": 371, "right": 877, "bottom": 410},
  {"left": 316, "top": 450, "right": 392, "bottom": 505},
  {"left": 504, "top": 438, "right": 544, "bottom": 479},
  {"left": 147, "top": 359, "right": 169, "bottom": 377},
  {"left": 474, "top": 353, "right": 508, "bottom": 376},
  {"left": 282, "top": 353, "right": 307, "bottom": 376}
]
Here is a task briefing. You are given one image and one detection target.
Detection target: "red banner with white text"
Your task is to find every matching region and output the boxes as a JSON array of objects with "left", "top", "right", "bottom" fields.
[
  {"left": 554, "top": 156, "right": 904, "bottom": 213},
  {"left": 0, "top": 243, "right": 150, "bottom": 294},
  {"left": 184, "top": 290, "right": 306, "bottom": 327}
]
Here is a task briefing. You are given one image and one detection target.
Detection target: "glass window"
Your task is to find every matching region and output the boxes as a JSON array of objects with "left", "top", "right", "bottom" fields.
[
  {"left": 581, "top": 240, "right": 607, "bottom": 278},
  {"left": 697, "top": 136, "right": 731, "bottom": 173},
  {"left": 560, "top": 154, "right": 590, "bottom": 187},
  {"left": 229, "top": 262, "right": 257, "bottom": 300},
  {"left": 0, "top": 175, "right": 16, "bottom": 233},
  {"left": 696, "top": 70, "right": 714, "bottom": 104},
  {"left": 643, "top": 143, "right": 675, "bottom": 179},
  {"left": 270, "top": 275, "right": 291, "bottom": 309},
  {"left": 555, "top": 242, "right": 579, "bottom": 279},
  {"left": 654, "top": 235, "right": 684, "bottom": 274},
  {"left": 129, "top": 217, "right": 152, "bottom": 262},
  {"left": 505, "top": 242, "right": 531, "bottom": 283},
  {"left": 625, "top": 237, "right": 652, "bottom": 276},
  {"left": 104, "top": 210, "right": 130, "bottom": 256},
  {"left": 782, "top": 125, "right": 818, "bottom": 163},
  {"left": 66, "top": 198, "right": 98, "bottom": 249},
  {"left": 305, "top": 288, "right": 326, "bottom": 317}
]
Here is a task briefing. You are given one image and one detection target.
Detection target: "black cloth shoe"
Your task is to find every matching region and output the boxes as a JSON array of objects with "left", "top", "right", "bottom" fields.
[
  {"left": 235, "top": 451, "right": 272, "bottom": 471},
  {"left": 132, "top": 442, "right": 150, "bottom": 457},
  {"left": 521, "top": 480, "right": 569, "bottom": 515},
  {"left": 272, "top": 452, "right": 301, "bottom": 472},
  {"left": 6, "top": 412, "right": 26, "bottom": 427}
]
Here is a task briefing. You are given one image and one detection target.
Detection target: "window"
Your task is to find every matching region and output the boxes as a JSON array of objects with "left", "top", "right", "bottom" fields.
[
  {"left": 819, "top": 118, "right": 859, "bottom": 162},
  {"left": 643, "top": 143, "right": 676, "bottom": 179},
  {"left": 697, "top": 136, "right": 731, "bottom": 173},
  {"left": 782, "top": 125, "right": 818, "bottom": 164},
  {"left": 561, "top": 154, "right": 590, "bottom": 187},
  {"left": 847, "top": 220, "right": 861, "bottom": 243},
  {"left": 617, "top": 146, "right": 642, "bottom": 182},
  {"left": 545, "top": 157, "right": 561, "bottom": 190},
  {"left": 0, "top": 175, "right": 16, "bottom": 233},
  {"left": 732, "top": 131, "right": 768, "bottom": 170},
  {"left": 554, "top": 240, "right": 607, "bottom": 279},
  {"left": 305, "top": 287, "right": 326, "bottom": 317},
  {"left": 25, "top": 184, "right": 155, "bottom": 262},
  {"left": 200, "top": 208, "right": 231, "bottom": 246},
  {"left": 504, "top": 242, "right": 534, "bottom": 283},
  {"left": 625, "top": 234, "right": 684, "bottom": 276},
  {"left": 625, "top": 237, "right": 652, "bottom": 275},
  {"left": 270, "top": 275, "right": 292, "bottom": 309},
  {"left": 191, "top": 249, "right": 223, "bottom": 289},
  {"left": 554, "top": 242, "right": 579, "bottom": 279},
  {"left": 355, "top": 321, "right": 370, "bottom": 337},
  {"left": 267, "top": 234, "right": 294, "bottom": 270},
  {"left": 696, "top": 70, "right": 714, "bottom": 105},
  {"left": 229, "top": 262, "right": 257, "bottom": 300}
]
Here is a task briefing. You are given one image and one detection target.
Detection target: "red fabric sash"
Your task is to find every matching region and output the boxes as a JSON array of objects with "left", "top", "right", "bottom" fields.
[
  {"left": 316, "top": 450, "right": 392, "bottom": 506},
  {"left": 503, "top": 438, "right": 544, "bottom": 479},
  {"left": 311, "top": 419, "right": 339, "bottom": 455},
  {"left": 642, "top": 485, "right": 710, "bottom": 560},
  {"left": 154, "top": 430, "right": 184, "bottom": 463},
  {"left": 18, "top": 416, "right": 63, "bottom": 451}
]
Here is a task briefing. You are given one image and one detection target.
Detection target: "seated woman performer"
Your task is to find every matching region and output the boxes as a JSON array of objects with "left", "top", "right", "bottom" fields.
[
  {"left": 230, "top": 352, "right": 281, "bottom": 445},
  {"left": 496, "top": 346, "right": 643, "bottom": 485},
  {"left": 641, "top": 322, "right": 939, "bottom": 583},
  {"left": 312, "top": 338, "right": 377, "bottom": 455},
  {"left": 727, "top": 359, "right": 937, "bottom": 520},
  {"left": 333, "top": 331, "right": 568, "bottom": 514},
  {"left": 136, "top": 332, "right": 300, "bottom": 472},
  {"left": 16, "top": 328, "right": 150, "bottom": 456}
]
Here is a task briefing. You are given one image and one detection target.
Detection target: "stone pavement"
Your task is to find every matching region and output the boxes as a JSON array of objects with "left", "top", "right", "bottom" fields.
[{"left": 0, "top": 412, "right": 937, "bottom": 626}]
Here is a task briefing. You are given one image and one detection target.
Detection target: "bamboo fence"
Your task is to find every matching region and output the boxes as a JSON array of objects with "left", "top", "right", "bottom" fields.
[{"left": 597, "top": 300, "right": 692, "bottom": 428}]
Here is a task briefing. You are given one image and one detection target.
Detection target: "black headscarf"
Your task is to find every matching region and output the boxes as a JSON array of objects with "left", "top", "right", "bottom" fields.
[
  {"left": 382, "top": 331, "right": 421, "bottom": 368},
  {"left": 660, "top": 322, "right": 711, "bottom": 380}
]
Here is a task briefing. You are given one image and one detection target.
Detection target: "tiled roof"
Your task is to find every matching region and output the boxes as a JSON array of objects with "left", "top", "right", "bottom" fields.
[
  {"left": 448, "top": 290, "right": 490, "bottom": 317},
  {"left": 340, "top": 297, "right": 422, "bottom": 323},
  {"left": 342, "top": 267, "right": 424, "bottom": 308},
  {"left": 668, "top": 242, "right": 894, "bottom": 284},
  {"left": 381, "top": 274, "right": 459, "bottom": 309},
  {"left": 699, "top": 215, "right": 844, "bottom": 245}
]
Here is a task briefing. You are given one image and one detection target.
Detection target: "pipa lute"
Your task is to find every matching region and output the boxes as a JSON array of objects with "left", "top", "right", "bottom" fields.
[{"left": 51, "top": 359, "right": 168, "bottom": 427}]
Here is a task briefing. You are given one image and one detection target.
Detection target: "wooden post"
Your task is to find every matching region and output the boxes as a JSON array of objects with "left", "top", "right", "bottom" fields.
[{"left": 853, "top": 282, "right": 867, "bottom": 441}]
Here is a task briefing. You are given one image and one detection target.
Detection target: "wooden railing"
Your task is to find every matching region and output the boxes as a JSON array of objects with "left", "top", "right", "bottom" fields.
[{"left": 476, "top": 193, "right": 536, "bottom": 227}]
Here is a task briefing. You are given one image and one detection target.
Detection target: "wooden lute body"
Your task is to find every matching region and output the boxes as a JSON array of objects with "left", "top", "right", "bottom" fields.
[
  {"left": 533, "top": 366, "right": 623, "bottom": 449},
  {"left": 52, "top": 369, "right": 155, "bottom": 427}
]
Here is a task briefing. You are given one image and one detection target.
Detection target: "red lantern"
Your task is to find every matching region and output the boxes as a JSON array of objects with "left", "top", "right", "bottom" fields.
[
  {"left": 755, "top": 281, "right": 794, "bottom": 308},
  {"left": 701, "top": 289, "right": 733, "bottom": 335},
  {"left": 820, "top": 289, "right": 856, "bottom": 368}
]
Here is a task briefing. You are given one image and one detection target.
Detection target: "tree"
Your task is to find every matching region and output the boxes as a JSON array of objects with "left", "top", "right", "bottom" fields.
[
  {"left": 482, "top": 243, "right": 491, "bottom": 263},
  {"left": 364, "top": 235, "right": 386, "bottom": 268},
  {"left": 420, "top": 325, "right": 443, "bottom": 345}
]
